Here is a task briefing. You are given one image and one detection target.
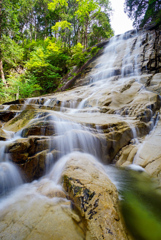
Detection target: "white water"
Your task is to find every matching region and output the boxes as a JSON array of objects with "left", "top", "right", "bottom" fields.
[{"left": 0, "top": 30, "right": 156, "bottom": 214}]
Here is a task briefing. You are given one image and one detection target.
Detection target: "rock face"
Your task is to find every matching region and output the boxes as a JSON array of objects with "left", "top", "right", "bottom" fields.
[{"left": 61, "top": 153, "right": 131, "bottom": 240}]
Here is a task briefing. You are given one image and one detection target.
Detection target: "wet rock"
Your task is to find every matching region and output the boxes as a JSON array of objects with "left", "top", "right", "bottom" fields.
[
  {"left": 147, "top": 73, "right": 161, "bottom": 94},
  {"left": 61, "top": 153, "right": 131, "bottom": 240},
  {"left": 103, "top": 123, "right": 133, "bottom": 163},
  {"left": 116, "top": 144, "right": 138, "bottom": 166},
  {"left": 5, "top": 138, "right": 30, "bottom": 164},
  {"left": 3, "top": 99, "right": 25, "bottom": 105},
  {"left": 20, "top": 150, "right": 48, "bottom": 181},
  {"left": 3, "top": 110, "right": 37, "bottom": 132},
  {"left": 0, "top": 111, "right": 17, "bottom": 122},
  {"left": 6, "top": 138, "right": 30, "bottom": 153},
  {"left": 134, "top": 117, "right": 161, "bottom": 186},
  {"left": 0, "top": 180, "right": 85, "bottom": 240},
  {"left": 22, "top": 121, "right": 56, "bottom": 137},
  {"left": 0, "top": 129, "right": 12, "bottom": 141},
  {"left": 29, "top": 136, "right": 51, "bottom": 155}
]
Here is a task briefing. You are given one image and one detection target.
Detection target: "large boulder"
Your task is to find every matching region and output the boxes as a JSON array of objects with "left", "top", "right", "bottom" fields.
[
  {"left": 0, "top": 180, "right": 85, "bottom": 240},
  {"left": 60, "top": 152, "right": 131, "bottom": 240}
]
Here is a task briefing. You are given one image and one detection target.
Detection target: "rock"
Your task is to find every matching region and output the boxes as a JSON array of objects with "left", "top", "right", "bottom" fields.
[
  {"left": 116, "top": 144, "right": 138, "bottom": 166},
  {"left": 147, "top": 73, "right": 161, "bottom": 94},
  {"left": 20, "top": 150, "right": 48, "bottom": 182},
  {"left": 3, "top": 110, "right": 37, "bottom": 132},
  {"left": 103, "top": 123, "right": 133, "bottom": 163},
  {"left": 6, "top": 138, "right": 30, "bottom": 153},
  {"left": 134, "top": 116, "right": 161, "bottom": 186},
  {"left": 6, "top": 138, "right": 30, "bottom": 164},
  {"left": 0, "top": 129, "right": 13, "bottom": 141},
  {"left": 29, "top": 136, "right": 51, "bottom": 155},
  {"left": 0, "top": 179, "right": 85, "bottom": 240},
  {"left": 0, "top": 111, "right": 17, "bottom": 122},
  {"left": 22, "top": 121, "right": 56, "bottom": 137},
  {"left": 61, "top": 152, "right": 131, "bottom": 240}
]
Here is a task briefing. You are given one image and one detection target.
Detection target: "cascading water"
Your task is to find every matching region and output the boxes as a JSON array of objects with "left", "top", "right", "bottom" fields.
[
  {"left": 0, "top": 31, "right": 150, "bottom": 194},
  {"left": 0, "top": 29, "right": 160, "bottom": 239}
]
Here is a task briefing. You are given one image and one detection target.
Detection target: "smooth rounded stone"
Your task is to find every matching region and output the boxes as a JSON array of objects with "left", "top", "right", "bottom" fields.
[
  {"left": 134, "top": 117, "right": 161, "bottom": 185},
  {"left": 61, "top": 152, "right": 131, "bottom": 240},
  {"left": 0, "top": 180, "right": 84, "bottom": 240},
  {"left": 2, "top": 99, "right": 25, "bottom": 105}
]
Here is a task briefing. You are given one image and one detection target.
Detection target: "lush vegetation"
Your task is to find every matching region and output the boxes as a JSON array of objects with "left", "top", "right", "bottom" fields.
[
  {"left": 0, "top": 0, "right": 113, "bottom": 103},
  {"left": 124, "top": 0, "right": 161, "bottom": 28}
]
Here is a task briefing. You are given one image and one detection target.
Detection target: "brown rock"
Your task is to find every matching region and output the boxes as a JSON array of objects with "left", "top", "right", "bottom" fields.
[
  {"left": 0, "top": 129, "right": 12, "bottom": 140},
  {"left": 20, "top": 150, "right": 48, "bottom": 181},
  {"left": 22, "top": 121, "right": 55, "bottom": 137},
  {"left": 116, "top": 145, "right": 138, "bottom": 166},
  {"left": 61, "top": 153, "right": 131, "bottom": 240},
  {"left": 6, "top": 138, "right": 30, "bottom": 153},
  {"left": 0, "top": 180, "right": 84, "bottom": 240},
  {"left": 3, "top": 110, "right": 37, "bottom": 132},
  {"left": 134, "top": 117, "right": 161, "bottom": 186},
  {"left": 0, "top": 111, "right": 17, "bottom": 122}
]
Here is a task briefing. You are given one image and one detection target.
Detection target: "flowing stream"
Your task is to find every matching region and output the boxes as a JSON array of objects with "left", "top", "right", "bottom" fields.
[{"left": 0, "top": 30, "right": 159, "bottom": 222}]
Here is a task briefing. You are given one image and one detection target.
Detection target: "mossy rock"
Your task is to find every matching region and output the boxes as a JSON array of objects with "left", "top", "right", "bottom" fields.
[{"left": 3, "top": 110, "right": 37, "bottom": 132}]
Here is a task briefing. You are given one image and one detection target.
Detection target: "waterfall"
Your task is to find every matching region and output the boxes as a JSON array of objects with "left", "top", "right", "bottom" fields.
[
  {"left": 0, "top": 31, "right": 149, "bottom": 192},
  {"left": 0, "top": 30, "right": 160, "bottom": 237}
]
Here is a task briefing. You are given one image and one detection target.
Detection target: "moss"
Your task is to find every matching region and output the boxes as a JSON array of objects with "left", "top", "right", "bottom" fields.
[
  {"left": 9, "top": 110, "right": 36, "bottom": 126},
  {"left": 4, "top": 110, "right": 38, "bottom": 133}
]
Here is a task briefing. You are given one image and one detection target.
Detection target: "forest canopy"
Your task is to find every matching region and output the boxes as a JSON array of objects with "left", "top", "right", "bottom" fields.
[
  {"left": 0, "top": 0, "right": 113, "bottom": 103},
  {"left": 124, "top": 0, "right": 161, "bottom": 28}
]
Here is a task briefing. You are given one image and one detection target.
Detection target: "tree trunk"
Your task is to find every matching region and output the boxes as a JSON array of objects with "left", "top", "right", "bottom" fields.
[
  {"left": 0, "top": 59, "right": 7, "bottom": 87},
  {"left": 16, "top": 86, "right": 19, "bottom": 100},
  {"left": 85, "top": 20, "right": 88, "bottom": 49},
  {"left": 0, "top": 0, "right": 7, "bottom": 87}
]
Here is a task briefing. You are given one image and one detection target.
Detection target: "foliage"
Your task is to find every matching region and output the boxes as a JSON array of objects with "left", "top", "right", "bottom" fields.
[
  {"left": 1, "top": 35, "right": 24, "bottom": 69},
  {"left": 48, "top": 0, "right": 68, "bottom": 11},
  {"left": 69, "top": 43, "right": 85, "bottom": 67},
  {"left": 0, "top": 0, "right": 113, "bottom": 103},
  {"left": 124, "top": 0, "right": 161, "bottom": 28},
  {"left": 120, "top": 170, "right": 161, "bottom": 240},
  {"left": 24, "top": 39, "right": 69, "bottom": 93},
  {"left": 7, "top": 73, "right": 42, "bottom": 98},
  {"left": 0, "top": 72, "right": 42, "bottom": 103}
]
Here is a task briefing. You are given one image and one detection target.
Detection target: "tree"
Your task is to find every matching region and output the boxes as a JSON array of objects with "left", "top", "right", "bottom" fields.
[
  {"left": 0, "top": 0, "right": 21, "bottom": 86},
  {"left": 49, "top": 0, "right": 113, "bottom": 48},
  {"left": 0, "top": 0, "right": 113, "bottom": 102},
  {"left": 124, "top": 0, "right": 161, "bottom": 28}
]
